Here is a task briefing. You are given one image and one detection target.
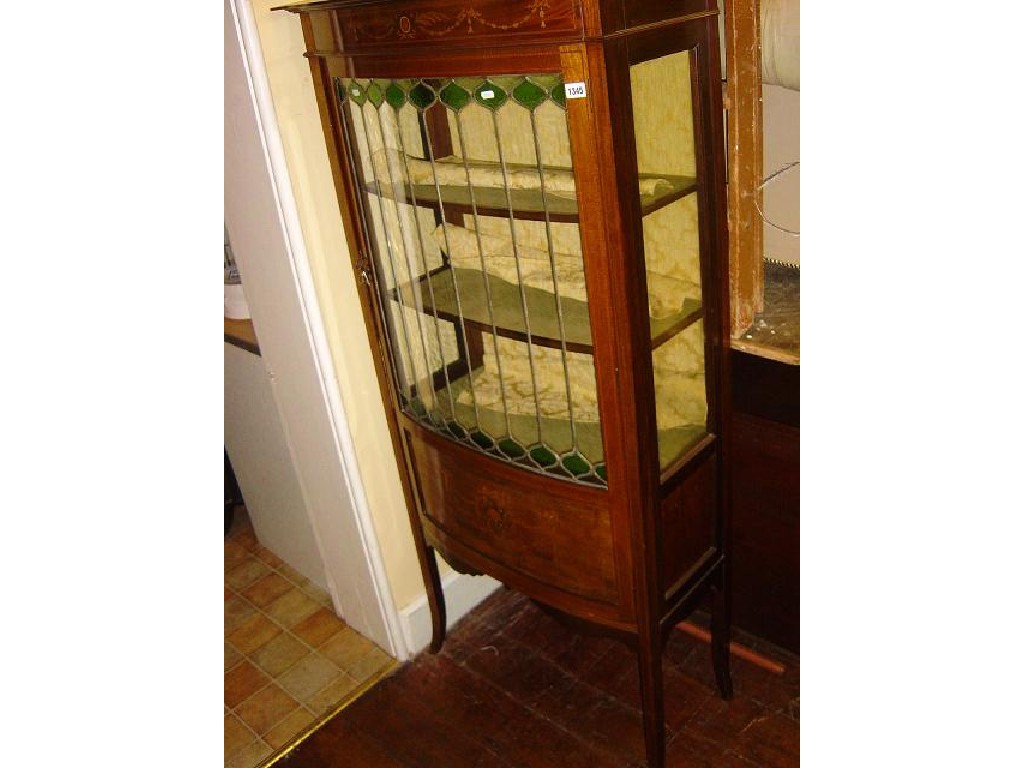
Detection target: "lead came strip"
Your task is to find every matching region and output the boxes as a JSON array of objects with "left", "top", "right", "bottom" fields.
[
  {"left": 528, "top": 100, "right": 583, "bottom": 466},
  {"left": 420, "top": 91, "right": 484, "bottom": 438},
  {"left": 375, "top": 102, "right": 444, "bottom": 424},
  {"left": 452, "top": 107, "right": 514, "bottom": 443},
  {"left": 388, "top": 94, "right": 459, "bottom": 423},
  {"left": 488, "top": 91, "right": 546, "bottom": 458},
  {"left": 353, "top": 83, "right": 426, "bottom": 410},
  {"left": 339, "top": 81, "right": 419, "bottom": 405}
]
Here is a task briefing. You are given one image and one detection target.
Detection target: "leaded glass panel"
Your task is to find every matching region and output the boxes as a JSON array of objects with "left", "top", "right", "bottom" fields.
[{"left": 336, "top": 74, "right": 608, "bottom": 487}]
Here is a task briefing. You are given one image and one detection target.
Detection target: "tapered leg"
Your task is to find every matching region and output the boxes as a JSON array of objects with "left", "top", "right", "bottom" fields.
[
  {"left": 422, "top": 545, "right": 447, "bottom": 653},
  {"left": 710, "top": 567, "right": 733, "bottom": 699},
  {"left": 637, "top": 636, "right": 665, "bottom": 768}
]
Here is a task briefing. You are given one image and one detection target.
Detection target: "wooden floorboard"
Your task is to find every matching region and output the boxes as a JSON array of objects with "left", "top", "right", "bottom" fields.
[{"left": 278, "top": 590, "right": 799, "bottom": 768}]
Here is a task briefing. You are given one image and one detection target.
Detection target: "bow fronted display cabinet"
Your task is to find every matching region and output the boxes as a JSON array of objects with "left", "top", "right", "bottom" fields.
[{"left": 276, "top": 0, "right": 734, "bottom": 764}]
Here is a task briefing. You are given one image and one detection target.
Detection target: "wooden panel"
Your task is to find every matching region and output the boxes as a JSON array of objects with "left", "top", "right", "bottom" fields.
[
  {"left": 621, "top": 0, "right": 716, "bottom": 32},
  {"left": 724, "top": 0, "right": 764, "bottom": 336},
  {"left": 659, "top": 451, "right": 716, "bottom": 596},
  {"left": 730, "top": 411, "right": 799, "bottom": 652},
  {"left": 332, "top": 0, "right": 582, "bottom": 52},
  {"left": 307, "top": 10, "right": 337, "bottom": 50},
  {"left": 408, "top": 427, "right": 619, "bottom": 604},
  {"left": 731, "top": 348, "right": 799, "bottom": 427}
]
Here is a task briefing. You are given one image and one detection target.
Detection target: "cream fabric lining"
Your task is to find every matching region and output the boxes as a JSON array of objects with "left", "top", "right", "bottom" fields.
[
  {"left": 460, "top": 343, "right": 706, "bottom": 430},
  {"left": 433, "top": 224, "right": 699, "bottom": 320}
]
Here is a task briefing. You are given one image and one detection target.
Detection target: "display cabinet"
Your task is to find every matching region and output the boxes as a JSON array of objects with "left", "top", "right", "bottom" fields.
[{"left": 276, "top": 1, "right": 733, "bottom": 764}]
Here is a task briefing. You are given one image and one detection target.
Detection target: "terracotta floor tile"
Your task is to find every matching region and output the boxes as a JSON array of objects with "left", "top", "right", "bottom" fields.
[
  {"left": 251, "top": 632, "right": 312, "bottom": 678},
  {"left": 277, "top": 563, "right": 310, "bottom": 588},
  {"left": 277, "top": 652, "right": 345, "bottom": 703},
  {"left": 228, "top": 613, "right": 283, "bottom": 656},
  {"left": 241, "top": 572, "right": 293, "bottom": 608},
  {"left": 306, "top": 672, "right": 361, "bottom": 716},
  {"left": 731, "top": 711, "right": 800, "bottom": 768},
  {"left": 291, "top": 607, "right": 346, "bottom": 648},
  {"left": 302, "top": 582, "right": 333, "bottom": 607},
  {"left": 345, "top": 646, "right": 394, "bottom": 684},
  {"left": 224, "top": 540, "right": 250, "bottom": 573},
  {"left": 225, "top": 738, "right": 272, "bottom": 768},
  {"left": 687, "top": 694, "right": 771, "bottom": 750},
  {"left": 318, "top": 626, "right": 375, "bottom": 672},
  {"left": 224, "top": 593, "right": 257, "bottom": 635},
  {"left": 224, "top": 712, "right": 255, "bottom": 759},
  {"left": 225, "top": 660, "right": 271, "bottom": 708},
  {"left": 233, "top": 528, "right": 261, "bottom": 554},
  {"left": 253, "top": 545, "right": 284, "bottom": 569},
  {"left": 264, "top": 588, "right": 320, "bottom": 629},
  {"left": 225, "top": 642, "right": 243, "bottom": 672},
  {"left": 263, "top": 706, "right": 317, "bottom": 750},
  {"left": 277, "top": 591, "right": 798, "bottom": 768},
  {"left": 225, "top": 557, "right": 271, "bottom": 591},
  {"left": 234, "top": 683, "right": 302, "bottom": 736}
]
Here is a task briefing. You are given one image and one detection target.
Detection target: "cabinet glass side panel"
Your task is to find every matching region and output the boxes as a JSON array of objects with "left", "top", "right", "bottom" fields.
[
  {"left": 335, "top": 75, "right": 607, "bottom": 487},
  {"left": 629, "top": 50, "right": 709, "bottom": 471}
]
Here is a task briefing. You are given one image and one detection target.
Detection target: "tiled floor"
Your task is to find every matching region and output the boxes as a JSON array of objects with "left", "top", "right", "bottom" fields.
[
  {"left": 282, "top": 589, "right": 800, "bottom": 767},
  {"left": 224, "top": 507, "right": 397, "bottom": 768}
]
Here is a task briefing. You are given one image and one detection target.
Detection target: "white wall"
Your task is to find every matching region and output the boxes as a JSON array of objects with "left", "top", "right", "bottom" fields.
[
  {"left": 226, "top": 0, "right": 405, "bottom": 657},
  {"left": 762, "top": 83, "right": 800, "bottom": 265},
  {"left": 225, "top": 343, "right": 328, "bottom": 589}
]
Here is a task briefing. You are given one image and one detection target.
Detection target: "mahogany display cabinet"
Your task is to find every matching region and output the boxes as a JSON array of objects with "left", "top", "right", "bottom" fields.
[{"left": 276, "top": 0, "right": 734, "bottom": 764}]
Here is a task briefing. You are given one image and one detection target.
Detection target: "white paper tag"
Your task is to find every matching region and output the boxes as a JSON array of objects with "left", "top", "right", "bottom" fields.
[{"left": 564, "top": 81, "right": 587, "bottom": 99}]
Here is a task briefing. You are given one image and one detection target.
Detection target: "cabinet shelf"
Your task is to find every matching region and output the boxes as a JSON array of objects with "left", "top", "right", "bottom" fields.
[
  {"left": 366, "top": 171, "right": 697, "bottom": 223},
  {"left": 393, "top": 265, "right": 702, "bottom": 354},
  {"left": 419, "top": 367, "right": 709, "bottom": 472}
]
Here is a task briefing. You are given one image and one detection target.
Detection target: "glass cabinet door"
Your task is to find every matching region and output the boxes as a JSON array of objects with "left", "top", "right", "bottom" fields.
[
  {"left": 335, "top": 73, "right": 609, "bottom": 486},
  {"left": 628, "top": 48, "right": 711, "bottom": 473}
]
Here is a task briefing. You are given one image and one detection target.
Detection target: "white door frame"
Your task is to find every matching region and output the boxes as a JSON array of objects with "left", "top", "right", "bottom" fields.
[{"left": 225, "top": 0, "right": 408, "bottom": 659}]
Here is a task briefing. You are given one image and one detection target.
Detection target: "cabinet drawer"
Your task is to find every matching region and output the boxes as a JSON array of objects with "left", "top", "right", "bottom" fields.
[
  {"left": 410, "top": 431, "right": 618, "bottom": 603},
  {"left": 329, "top": 0, "right": 583, "bottom": 52}
]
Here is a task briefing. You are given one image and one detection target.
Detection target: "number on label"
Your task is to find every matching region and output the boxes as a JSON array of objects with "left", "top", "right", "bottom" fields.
[{"left": 564, "top": 82, "right": 587, "bottom": 99}]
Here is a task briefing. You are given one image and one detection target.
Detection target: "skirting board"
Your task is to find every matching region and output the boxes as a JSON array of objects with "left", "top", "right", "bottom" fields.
[{"left": 398, "top": 570, "right": 502, "bottom": 658}]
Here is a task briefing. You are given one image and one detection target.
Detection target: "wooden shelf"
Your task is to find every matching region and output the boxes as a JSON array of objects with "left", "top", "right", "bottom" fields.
[
  {"left": 367, "top": 172, "right": 697, "bottom": 223},
  {"left": 730, "top": 260, "right": 799, "bottom": 364},
  {"left": 393, "top": 265, "right": 701, "bottom": 354},
  {"left": 225, "top": 317, "right": 260, "bottom": 355}
]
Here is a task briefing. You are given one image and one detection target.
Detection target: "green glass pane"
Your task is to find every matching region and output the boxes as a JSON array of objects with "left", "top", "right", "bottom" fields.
[
  {"left": 470, "top": 431, "right": 494, "bottom": 450},
  {"left": 561, "top": 452, "right": 591, "bottom": 477},
  {"left": 385, "top": 82, "right": 406, "bottom": 110},
  {"left": 491, "top": 76, "right": 521, "bottom": 93},
  {"left": 512, "top": 79, "right": 547, "bottom": 110},
  {"left": 446, "top": 421, "right": 467, "bottom": 440},
  {"left": 439, "top": 81, "right": 471, "bottom": 111},
  {"left": 498, "top": 438, "right": 526, "bottom": 459},
  {"left": 550, "top": 83, "right": 566, "bottom": 108},
  {"left": 474, "top": 80, "right": 508, "bottom": 111},
  {"left": 347, "top": 80, "right": 366, "bottom": 106},
  {"left": 530, "top": 74, "right": 560, "bottom": 92},
  {"left": 409, "top": 82, "right": 436, "bottom": 110},
  {"left": 366, "top": 81, "right": 384, "bottom": 108},
  {"left": 595, "top": 464, "right": 608, "bottom": 482},
  {"left": 529, "top": 445, "right": 558, "bottom": 468},
  {"left": 408, "top": 398, "right": 428, "bottom": 419}
]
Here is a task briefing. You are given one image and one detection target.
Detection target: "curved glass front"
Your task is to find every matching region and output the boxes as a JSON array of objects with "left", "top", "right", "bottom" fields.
[{"left": 337, "top": 74, "right": 608, "bottom": 486}]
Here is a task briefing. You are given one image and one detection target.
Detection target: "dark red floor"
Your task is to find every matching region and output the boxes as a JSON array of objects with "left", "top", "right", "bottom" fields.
[{"left": 279, "top": 589, "right": 799, "bottom": 767}]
